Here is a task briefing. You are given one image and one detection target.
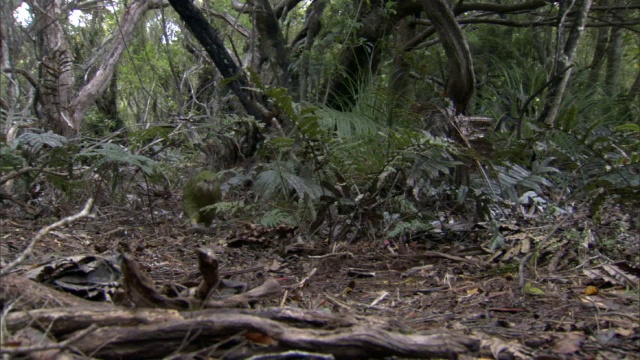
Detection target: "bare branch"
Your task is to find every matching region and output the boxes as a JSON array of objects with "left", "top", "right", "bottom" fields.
[{"left": 0, "top": 198, "right": 94, "bottom": 276}]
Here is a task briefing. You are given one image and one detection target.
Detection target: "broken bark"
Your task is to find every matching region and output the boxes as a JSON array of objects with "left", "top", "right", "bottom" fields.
[{"left": 0, "top": 273, "right": 105, "bottom": 311}]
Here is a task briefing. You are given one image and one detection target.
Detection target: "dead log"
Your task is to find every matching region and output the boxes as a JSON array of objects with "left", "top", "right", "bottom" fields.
[
  {"left": 4, "top": 307, "right": 182, "bottom": 334},
  {"left": 2, "top": 254, "right": 479, "bottom": 358},
  {"left": 4, "top": 309, "right": 479, "bottom": 359}
]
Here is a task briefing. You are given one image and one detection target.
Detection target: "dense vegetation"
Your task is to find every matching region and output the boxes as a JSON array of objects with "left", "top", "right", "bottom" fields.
[{"left": 1, "top": 0, "right": 638, "bottom": 241}]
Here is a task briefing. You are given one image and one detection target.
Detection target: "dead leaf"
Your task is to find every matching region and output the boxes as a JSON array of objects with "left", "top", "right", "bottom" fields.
[{"left": 551, "top": 332, "right": 585, "bottom": 354}]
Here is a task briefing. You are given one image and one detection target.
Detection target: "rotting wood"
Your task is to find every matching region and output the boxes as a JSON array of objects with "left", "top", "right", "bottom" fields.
[{"left": 4, "top": 309, "right": 479, "bottom": 359}]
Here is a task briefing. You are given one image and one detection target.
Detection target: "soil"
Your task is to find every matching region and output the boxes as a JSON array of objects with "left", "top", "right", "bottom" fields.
[{"left": 1, "top": 192, "right": 639, "bottom": 359}]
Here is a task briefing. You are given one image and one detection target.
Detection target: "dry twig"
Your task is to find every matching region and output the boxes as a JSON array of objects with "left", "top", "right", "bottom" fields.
[{"left": 0, "top": 198, "right": 94, "bottom": 276}]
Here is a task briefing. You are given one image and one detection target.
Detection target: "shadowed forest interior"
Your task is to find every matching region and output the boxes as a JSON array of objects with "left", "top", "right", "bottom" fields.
[{"left": 1, "top": 0, "right": 639, "bottom": 358}]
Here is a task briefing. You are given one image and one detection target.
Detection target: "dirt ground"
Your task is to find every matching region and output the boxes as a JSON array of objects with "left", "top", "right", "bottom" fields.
[{"left": 1, "top": 193, "right": 639, "bottom": 359}]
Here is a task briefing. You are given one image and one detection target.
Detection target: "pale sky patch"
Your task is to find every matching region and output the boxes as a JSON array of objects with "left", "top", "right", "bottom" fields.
[{"left": 13, "top": 2, "right": 32, "bottom": 27}]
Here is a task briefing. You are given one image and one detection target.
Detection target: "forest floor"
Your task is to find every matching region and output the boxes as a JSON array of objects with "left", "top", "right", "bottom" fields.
[{"left": 1, "top": 193, "right": 639, "bottom": 359}]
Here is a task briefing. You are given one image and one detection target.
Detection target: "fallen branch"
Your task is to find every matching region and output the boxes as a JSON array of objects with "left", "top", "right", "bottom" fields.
[
  {"left": 4, "top": 307, "right": 479, "bottom": 359},
  {"left": 0, "top": 198, "right": 94, "bottom": 276}
]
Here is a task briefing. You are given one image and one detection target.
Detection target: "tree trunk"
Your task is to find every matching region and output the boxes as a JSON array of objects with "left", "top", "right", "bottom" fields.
[
  {"left": 390, "top": 17, "right": 417, "bottom": 109},
  {"left": 0, "top": 1, "right": 18, "bottom": 139},
  {"left": 540, "top": 0, "right": 593, "bottom": 125},
  {"left": 70, "top": 0, "right": 166, "bottom": 130},
  {"left": 587, "top": 25, "right": 610, "bottom": 85},
  {"left": 30, "top": 0, "right": 164, "bottom": 137},
  {"left": 532, "top": 25, "right": 553, "bottom": 69},
  {"left": 604, "top": 21, "right": 623, "bottom": 94},
  {"left": 625, "top": 68, "right": 640, "bottom": 106},
  {"left": 421, "top": 0, "right": 475, "bottom": 115},
  {"left": 252, "top": 0, "right": 290, "bottom": 88},
  {"left": 168, "top": 0, "right": 273, "bottom": 123},
  {"left": 295, "top": 0, "right": 327, "bottom": 102},
  {"left": 35, "top": 0, "right": 76, "bottom": 137},
  {"left": 95, "top": 70, "right": 123, "bottom": 132},
  {"left": 325, "top": 6, "right": 388, "bottom": 111}
]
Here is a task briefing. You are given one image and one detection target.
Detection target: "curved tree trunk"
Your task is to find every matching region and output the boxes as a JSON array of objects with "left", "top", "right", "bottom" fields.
[
  {"left": 421, "top": 0, "right": 475, "bottom": 115},
  {"left": 168, "top": 0, "right": 273, "bottom": 123},
  {"left": 31, "top": 0, "right": 165, "bottom": 137},
  {"left": 70, "top": 0, "right": 165, "bottom": 130}
]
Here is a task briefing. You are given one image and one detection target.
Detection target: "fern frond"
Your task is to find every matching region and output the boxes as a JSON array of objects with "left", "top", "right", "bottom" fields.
[
  {"left": 16, "top": 131, "right": 67, "bottom": 154},
  {"left": 260, "top": 209, "right": 297, "bottom": 227},
  {"left": 255, "top": 166, "right": 325, "bottom": 201},
  {"left": 79, "top": 143, "right": 157, "bottom": 175},
  {"left": 254, "top": 169, "right": 284, "bottom": 199},
  {"left": 283, "top": 173, "right": 325, "bottom": 200},
  {"left": 315, "top": 106, "right": 381, "bottom": 138}
]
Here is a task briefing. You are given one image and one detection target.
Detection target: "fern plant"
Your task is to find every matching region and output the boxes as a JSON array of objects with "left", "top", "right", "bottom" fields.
[
  {"left": 77, "top": 143, "right": 157, "bottom": 176},
  {"left": 260, "top": 208, "right": 297, "bottom": 227},
  {"left": 1, "top": 131, "right": 75, "bottom": 200},
  {"left": 74, "top": 143, "right": 159, "bottom": 202},
  {"left": 254, "top": 163, "right": 325, "bottom": 202},
  {"left": 15, "top": 131, "right": 67, "bottom": 155}
]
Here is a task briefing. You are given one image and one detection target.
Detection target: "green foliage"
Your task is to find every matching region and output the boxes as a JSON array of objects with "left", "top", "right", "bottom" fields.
[
  {"left": 15, "top": 131, "right": 67, "bottom": 156},
  {"left": 209, "top": 200, "right": 248, "bottom": 218},
  {"left": 470, "top": 160, "right": 559, "bottom": 215},
  {"left": 254, "top": 167, "right": 325, "bottom": 201},
  {"left": 315, "top": 107, "right": 382, "bottom": 138},
  {"left": 257, "top": 81, "right": 468, "bottom": 237},
  {"left": 260, "top": 208, "right": 297, "bottom": 228},
  {"left": 0, "top": 144, "right": 27, "bottom": 170},
  {"left": 78, "top": 143, "right": 157, "bottom": 176},
  {"left": 475, "top": 59, "right": 547, "bottom": 128},
  {"left": 1, "top": 131, "right": 79, "bottom": 201},
  {"left": 83, "top": 108, "right": 122, "bottom": 137},
  {"left": 386, "top": 218, "right": 433, "bottom": 238}
]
